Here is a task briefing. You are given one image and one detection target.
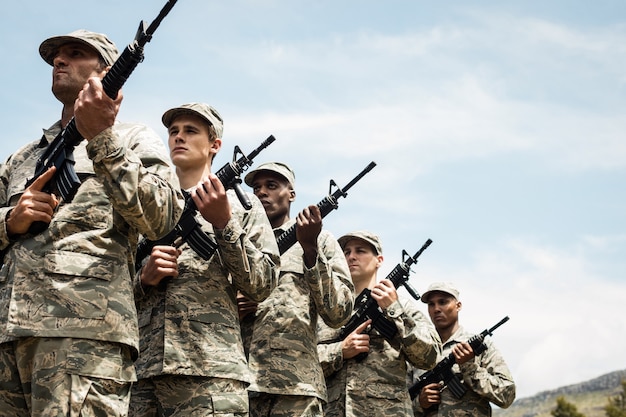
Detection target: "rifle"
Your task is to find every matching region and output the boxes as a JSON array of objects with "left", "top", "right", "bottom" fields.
[
  {"left": 135, "top": 136, "right": 276, "bottom": 272},
  {"left": 408, "top": 316, "right": 510, "bottom": 400},
  {"left": 275, "top": 161, "right": 376, "bottom": 255},
  {"left": 333, "top": 238, "right": 432, "bottom": 361},
  {"left": 26, "top": 0, "right": 178, "bottom": 234}
]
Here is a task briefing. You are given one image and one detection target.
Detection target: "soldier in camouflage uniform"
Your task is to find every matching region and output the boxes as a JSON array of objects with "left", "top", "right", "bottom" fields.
[
  {"left": 129, "top": 103, "right": 280, "bottom": 417},
  {"left": 0, "top": 30, "right": 183, "bottom": 417},
  {"left": 317, "top": 231, "right": 440, "bottom": 417},
  {"left": 240, "top": 162, "right": 354, "bottom": 417},
  {"left": 410, "top": 282, "right": 516, "bottom": 416}
]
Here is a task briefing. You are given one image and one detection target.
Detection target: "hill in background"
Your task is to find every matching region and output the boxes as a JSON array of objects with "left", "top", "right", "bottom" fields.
[{"left": 493, "top": 369, "right": 626, "bottom": 417}]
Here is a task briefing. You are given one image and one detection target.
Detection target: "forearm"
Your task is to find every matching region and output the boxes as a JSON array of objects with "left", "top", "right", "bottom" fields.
[
  {"left": 87, "top": 124, "right": 183, "bottom": 241},
  {"left": 0, "top": 207, "right": 13, "bottom": 250},
  {"left": 0, "top": 155, "right": 15, "bottom": 249},
  {"left": 317, "top": 339, "right": 344, "bottom": 377},
  {"left": 132, "top": 268, "right": 149, "bottom": 301},
  {"left": 307, "top": 237, "right": 354, "bottom": 327},
  {"left": 217, "top": 205, "right": 279, "bottom": 302},
  {"left": 390, "top": 300, "right": 441, "bottom": 370},
  {"left": 459, "top": 344, "right": 516, "bottom": 407}
]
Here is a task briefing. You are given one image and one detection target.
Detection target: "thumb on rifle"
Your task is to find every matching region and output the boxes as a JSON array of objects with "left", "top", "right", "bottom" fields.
[
  {"left": 354, "top": 319, "right": 372, "bottom": 335},
  {"left": 28, "top": 167, "right": 56, "bottom": 192}
]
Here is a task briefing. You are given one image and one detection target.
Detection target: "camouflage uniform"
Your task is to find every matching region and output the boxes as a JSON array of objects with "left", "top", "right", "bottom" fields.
[
  {"left": 318, "top": 296, "right": 440, "bottom": 417},
  {"left": 0, "top": 121, "right": 183, "bottom": 416},
  {"left": 247, "top": 220, "right": 354, "bottom": 416},
  {"left": 130, "top": 189, "right": 279, "bottom": 416},
  {"left": 409, "top": 326, "right": 515, "bottom": 416}
]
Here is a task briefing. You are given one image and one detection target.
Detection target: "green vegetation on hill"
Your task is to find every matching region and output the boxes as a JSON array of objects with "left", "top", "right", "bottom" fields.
[{"left": 493, "top": 370, "right": 626, "bottom": 417}]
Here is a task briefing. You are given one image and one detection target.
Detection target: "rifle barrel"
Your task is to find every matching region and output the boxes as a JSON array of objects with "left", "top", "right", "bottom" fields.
[
  {"left": 488, "top": 316, "right": 510, "bottom": 334},
  {"left": 144, "top": 0, "right": 178, "bottom": 38},
  {"left": 409, "top": 238, "right": 432, "bottom": 263},
  {"left": 337, "top": 161, "right": 376, "bottom": 195}
]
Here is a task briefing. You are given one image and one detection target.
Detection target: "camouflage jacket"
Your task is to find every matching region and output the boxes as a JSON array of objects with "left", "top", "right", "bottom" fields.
[
  {"left": 133, "top": 190, "right": 279, "bottom": 382},
  {"left": 0, "top": 121, "right": 183, "bottom": 356},
  {"left": 410, "top": 326, "right": 516, "bottom": 417},
  {"left": 247, "top": 220, "right": 354, "bottom": 400},
  {"left": 318, "top": 296, "right": 440, "bottom": 417}
]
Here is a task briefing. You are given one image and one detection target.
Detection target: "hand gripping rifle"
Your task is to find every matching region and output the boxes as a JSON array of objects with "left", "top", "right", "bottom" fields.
[
  {"left": 26, "top": 0, "right": 178, "bottom": 234},
  {"left": 275, "top": 161, "right": 376, "bottom": 255},
  {"left": 408, "top": 316, "right": 510, "bottom": 400},
  {"left": 334, "top": 238, "right": 432, "bottom": 361},
  {"left": 135, "top": 136, "right": 276, "bottom": 272}
]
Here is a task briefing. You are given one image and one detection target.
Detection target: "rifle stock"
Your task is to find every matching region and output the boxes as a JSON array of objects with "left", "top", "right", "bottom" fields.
[
  {"left": 408, "top": 316, "right": 510, "bottom": 400},
  {"left": 275, "top": 161, "right": 376, "bottom": 254},
  {"left": 27, "top": 0, "right": 178, "bottom": 234}
]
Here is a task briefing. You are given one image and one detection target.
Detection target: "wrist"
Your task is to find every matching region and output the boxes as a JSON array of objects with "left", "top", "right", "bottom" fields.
[
  {"left": 302, "top": 246, "right": 318, "bottom": 268},
  {"left": 5, "top": 209, "right": 20, "bottom": 238}
]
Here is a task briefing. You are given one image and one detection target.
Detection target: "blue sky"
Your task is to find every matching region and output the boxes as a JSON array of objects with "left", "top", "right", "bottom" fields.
[{"left": 2, "top": 0, "right": 625, "bottom": 400}]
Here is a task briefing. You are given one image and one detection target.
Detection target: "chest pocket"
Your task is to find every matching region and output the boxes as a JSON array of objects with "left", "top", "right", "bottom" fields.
[
  {"left": 70, "top": 143, "right": 96, "bottom": 176},
  {"left": 363, "top": 382, "right": 406, "bottom": 400},
  {"left": 279, "top": 244, "right": 304, "bottom": 275},
  {"left": 42, "top": 250, "right": 114, "bottom": 319}
]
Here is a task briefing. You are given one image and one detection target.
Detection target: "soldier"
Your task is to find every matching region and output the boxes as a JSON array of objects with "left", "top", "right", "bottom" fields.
[
  {"left": 410, "top": 282, "right": 516, "bottom": 416},
  {"left": 318, "top": 231, "right": 440, "bottom": 416},
  {"left": 0, "top": 30, "right": 183, "bottom": 416},
  {"left": 241, "top": 162, "right": 354, "bottom": 417},
  {"left": 130, "top": 103, "right": 280, "bottom": 416}
]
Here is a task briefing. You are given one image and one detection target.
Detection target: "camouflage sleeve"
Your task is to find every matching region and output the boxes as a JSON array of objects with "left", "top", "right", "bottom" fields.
[
  {"left": 386, "top": 298, "right": 441, "bottom": 370},
  {"left": 214, "top": 192, "right": 279, "bottom": 302},
  {"left": 304, "top": 231, "right": 354, "bottom": 328},
  {"left": 458, "top": 337, "right": 516, "bottom": 408},
  {"left": 412, "top": 404, "right": 427, "bottom": 417},
  {"left": 132, "top": 268, "right": 148, "bottom": 300},
  {"left": 407, "top": 366, "right": 428, "bottom": 417},
  {"left": 0, "top": 145, "right": 32, "bottom": 250},
  {"left": 317, "top": 339, "right": 344, "bottom": 378},
  {"left": 86, "top": 123, "right": 183, "bottom": 241},
  {"left": 0, "top": 158, "right": 10, "bottom": 250}
]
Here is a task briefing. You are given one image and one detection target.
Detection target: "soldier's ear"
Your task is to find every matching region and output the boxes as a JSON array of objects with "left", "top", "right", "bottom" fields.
[{"left": 211, "top": 138, "right": 222, "bottom": 153}]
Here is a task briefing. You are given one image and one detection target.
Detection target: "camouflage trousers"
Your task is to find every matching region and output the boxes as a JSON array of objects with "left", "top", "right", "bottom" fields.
[
  {"left": 0, "top": 341, "right": 28, "bottom": 417},
  {"left": 0, "top": 337, "right": 135, "bottom": 417},
  {"left": 249, "top": 392, "right": 323, "bottom": 417},
  {"left": 129, "top": 375, "right": 248, "bottom": 416},
  {"left": 325, "top": 394, "right": 415, "bottom": 417}
]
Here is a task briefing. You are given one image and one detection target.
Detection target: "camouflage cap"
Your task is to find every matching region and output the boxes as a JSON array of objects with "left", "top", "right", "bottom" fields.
[
  {"left": 421, "top": 282, "right": 460, "bottom": 303},
  {"left": 162, "top": 102, "right": 224, "bottom": 139},
  {"left": 244, "top": 162, "right": 295, "bottom": 189},
  {"left": 39, "top": 29, "right": 119, "bottom": 66},
  {"left": 337, "top": 230, "right": 383, "bottom": 255}
]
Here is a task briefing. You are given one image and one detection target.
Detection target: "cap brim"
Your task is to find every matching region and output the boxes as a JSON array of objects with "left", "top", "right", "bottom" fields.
[
  {"left": 39, "top": 36, "right": 94, "bottom": 65},
  {"left": 244, "top": 168, "right": 291, "bottom": 187}
]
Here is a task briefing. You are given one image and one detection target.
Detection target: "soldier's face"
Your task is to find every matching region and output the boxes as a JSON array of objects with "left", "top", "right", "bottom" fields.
[
  {"left": 51, "top": 42, "right": 106, "bottom": 105},
  {"left": 343, "top": 239, "right": 382, "bottom": 284},
  {"left": 251, "top": 172, "right": 294, "bottom": 226},
  {"left": 427, "top": 292, "right": 461, "bottom": 330},
  {"left": 168, "top": 114, "right": 220, "bottom": 170}
]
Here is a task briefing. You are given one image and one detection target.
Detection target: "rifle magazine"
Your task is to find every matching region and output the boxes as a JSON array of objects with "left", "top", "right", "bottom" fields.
[{"left": 186, "top": 227, "right": 219, "bottom": 260}]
